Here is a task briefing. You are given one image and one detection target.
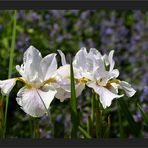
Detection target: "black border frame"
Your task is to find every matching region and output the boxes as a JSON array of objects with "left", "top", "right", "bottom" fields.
[
  {"left": 0, "top": 139, "right": 148, "bottom": 147},
  {"left": 0, "top": 0, "right": 148, "bottom": 148},
  {"left": 0, "top": 1, "right": 147, "bottom": 9}
]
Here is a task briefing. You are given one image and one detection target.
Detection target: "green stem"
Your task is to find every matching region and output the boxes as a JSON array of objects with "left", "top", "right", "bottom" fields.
[
  {"left": 0, "top": 96, "right": 4, "bottom": 138},
  {"left": 91, "top": 90, "right": 96, "bottom": 137},
  {"left": 70, "top": 61, "right": 78, "bottom": 138},
  {"left": 4, "top": 10, "right": 17, "bottom": 138}
]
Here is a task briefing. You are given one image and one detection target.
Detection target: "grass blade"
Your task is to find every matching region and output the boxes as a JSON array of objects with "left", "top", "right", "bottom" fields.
[
  {"left": 78, "top": 126, "right": 91, "bottom": 138},
  {"left": 103, "top": 115, "right": 111, "bottom": 138},
  {"left": 86, "top": 116, "right": 92, "bottom": 135},
  {"left": 117, "top": 106, "right": 125, "bottom": 138},
  {"left": 137, "top": 103, "right": 148, "bottom": 127},
  {"left": 70, "top": 61, "right": 78, "bottom": 138},
  {"left": 118, "top": 99, "right": 140, "bottom": 137},
  {"left": 4, "top": 10, "right": 17, "bottom": 138}
]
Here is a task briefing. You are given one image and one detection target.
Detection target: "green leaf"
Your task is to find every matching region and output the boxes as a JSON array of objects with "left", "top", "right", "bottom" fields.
[
  {"left": 70, "top": 61, "right": 78, "bottom": 138},
  {"left": 118, "top": 99, "right": 140, "bottom": 137},
  {"left": 137, "top": 103, "right": 148, "bottom": 127},
  {"left": 86, "top": 116, "right": 92, "bottom": 136},
  {"left": 4, "top": 10, "right": 17, "bottom": 138},
  {"left": 117, "top": 106, "right": 125, "bottom": 138},
  {"left": 78, "top": 126, "right": 91, "bottom": 138},
  {"left": 103, "top": 115, "right": 111, "bottom": 138}
]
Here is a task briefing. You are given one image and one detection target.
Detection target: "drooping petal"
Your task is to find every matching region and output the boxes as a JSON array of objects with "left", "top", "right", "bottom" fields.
[
  {"left": 40, "top": 53, "right": 57, "bottom": 80},
  {"left": 119, "top": 81, "right": 136, "bottom": 97},
  {"left": 55, "top": 87, "right": 70, "bottom": 102},
  {"left": 58, "top": 50, "right": 67, "bottom": 66},
  {"left": 16, "top": 87, "right": 56, "bottom": 117},
  {"left": 55, "top": 83, "right": 85, "bottom": 102},
  {"left": 87, "top": 82, "right": 123, "bottom": 108},
  {"left": 0, "top": 79, "right": 16, "bottom": 95}
]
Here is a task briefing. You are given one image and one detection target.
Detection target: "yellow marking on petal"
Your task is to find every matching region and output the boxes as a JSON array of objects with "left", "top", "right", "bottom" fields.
[
  {"left": 42, "top": 78, "right": 56, "bottom": 86},
  {"left": 15, "top": 77, "right": 32, "bottom": 88},
  {"left": 106, "top": 79, "right": 121, "bottom": 89},
  {"left": 77, "top": 77, "right": 90, "bottom": 84},
  {"left": 108, "top": 79, "right": 121, "bottom": 84}
]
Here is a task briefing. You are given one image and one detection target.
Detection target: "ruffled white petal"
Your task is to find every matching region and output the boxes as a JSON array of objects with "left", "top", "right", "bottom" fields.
[
  {"left": 73, "top": 47, "right": 87, "bottom": 70},
  {"left": 16, "top": 45, "right": 43, "bottom": 83},
  {"left": 16, "top": 87, "right": 56, "bottom": 117},
  {"left": 87, "top": 82, "right": 123, "bottom": 108},
  {"left": 0, "top": 79, "right": 16, "bottom": 95},
  {"left": 40, "top": 53, "right": 57, "bottom": 80},
  {"left": 58, "top": 50, "right": 67, "bottom": 66},
  {"left": 119, "top": 81, "right": 136, "bottom": 97}
]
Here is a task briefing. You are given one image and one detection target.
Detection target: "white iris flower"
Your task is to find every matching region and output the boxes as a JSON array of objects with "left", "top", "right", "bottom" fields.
[
  {"left": 54, "top": 50, "right": 85, "bottom": 102},
  {"left": 0, "top": 46, "right": 58, "bottom": 117},
  {"left": 73, "top": 48, "right": 136, "bottom": 108}
]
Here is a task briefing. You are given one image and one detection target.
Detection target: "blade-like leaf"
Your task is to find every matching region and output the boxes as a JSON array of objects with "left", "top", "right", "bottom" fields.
[
  {"left": 78, "top": 126, "right": 91, "bottom": 138},
  {"left": 86, "top": 116, "right": 92, "bottom": 135},
  {"left": 118, "top": 99, "right": 140, "bottom": 137},
  {"left": 117, "top": 106, "right": 125, "bottom": 138},
  {"left": 70, "top": 61, "right": 78, "bottom": 138},
  {"left": 103, "top": 115, "right": 111, "bottom": 138}
]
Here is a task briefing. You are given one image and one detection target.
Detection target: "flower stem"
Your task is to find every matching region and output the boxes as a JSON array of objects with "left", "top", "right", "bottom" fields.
[
  {"left": 70, "top": 61, "right": 78, "bottom": 138},
  {"left": 4, "top": 10, "right": 17, "bottom": 138},
  {"left": 0, "top": 96, "right": 4, "bottom": 138},
  {"left": 91, "top": 90, "right": 96, "bottom": 137}
]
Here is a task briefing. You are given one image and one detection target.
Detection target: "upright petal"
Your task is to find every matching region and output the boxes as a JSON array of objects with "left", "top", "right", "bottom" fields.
[
  {"left": 16, "top": 45, "right": 43, "bottom": 83},
  {"left": 103, "top": 50, "right": 115, "bottom": 72},
  {"left": 73, "top": 47, "right": 87, "bottom": 70},
  {"left": 87, "top": 82, "right": 123, "bottom": 108},
  {"left": 58, "top": 50, "right": 67, "bottom": 66},
  {"left": 119, "top": 81, "right": 136, "bottom": 97},
  {"left": 0, "top": 79, "right": 16, "bottom": 95},
  {"left": 40, "top": 53, "right": 57, "bottom": 80},
  {"left": 16, "top": 87, "right": 56, "bottom": 117}
]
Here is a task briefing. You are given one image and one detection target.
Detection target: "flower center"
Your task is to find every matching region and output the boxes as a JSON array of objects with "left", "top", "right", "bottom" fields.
[{"left": 16, "top": 77, "right": 56, "bottom": 89}]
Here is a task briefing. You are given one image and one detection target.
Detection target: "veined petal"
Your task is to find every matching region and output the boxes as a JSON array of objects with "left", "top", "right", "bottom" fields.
[
  {"left": 40, "top": 53, "right": 57, "bottom": 80},
  {"left": 16, "top": 87, "right": 56, "bottom": 117},
  {"left": 73, "top": 47, "right": 87, "bottom": 70},
  {"left": 87, "top": 82, "right": 123, "bottom": 108},
  {"left": 16, "top": 45, "right": 43, "bottom": 83},
  {"left": 119, "top": 81, "right": 136, "bottom": 97},
  {"left": 0, "top": 79, "right": 16, "bottom": 95},
  {"left": 89, "top": 48, "right": 102, "bottom": 60},
  {"left": 56, "top": 64, "right": 70, "bottom": 78},
  {"left": 58, "top": 50, "right": 67, "bottom": 66},
  {"left": 55, "top": 83, "right": 85, "bottom": 102}
]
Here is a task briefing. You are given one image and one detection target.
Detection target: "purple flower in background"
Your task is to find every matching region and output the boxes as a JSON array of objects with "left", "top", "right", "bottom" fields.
[
  {"left": 133, "top": 111, "right": 142, "bottom": 122},
  {"left": 140, "top": 86, "right": 148, "bottom": 102},
  {"left": 31, "top": 12, "right": 40, "bottom": 21},
  {"left": 0, "top": 24, "right": 2, "bottom": 30}
]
